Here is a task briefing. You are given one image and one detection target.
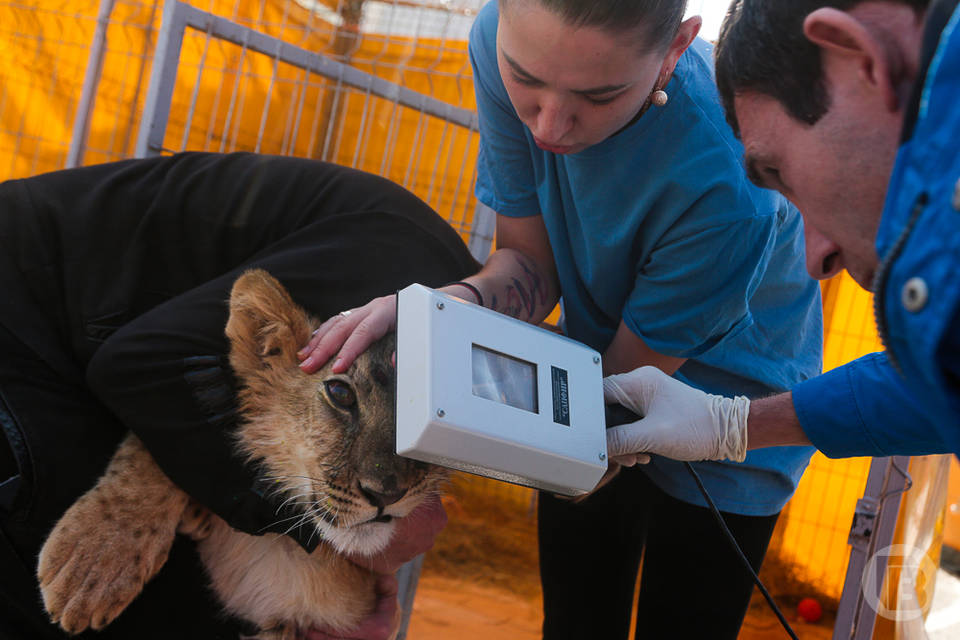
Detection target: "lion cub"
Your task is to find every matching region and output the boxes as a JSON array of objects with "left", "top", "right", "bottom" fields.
[{"left": 37, "top": 269, "right": 446, "bottom": 639}]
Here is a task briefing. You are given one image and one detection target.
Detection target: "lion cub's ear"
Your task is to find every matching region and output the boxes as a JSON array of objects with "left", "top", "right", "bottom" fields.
[{"left": 225, "top": 269, "right": 312, "bottom": 380}]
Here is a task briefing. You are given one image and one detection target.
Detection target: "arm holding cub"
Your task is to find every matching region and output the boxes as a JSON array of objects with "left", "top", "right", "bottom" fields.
[{"left": 38, "top": 270, "right": 449, "bottom": 640}]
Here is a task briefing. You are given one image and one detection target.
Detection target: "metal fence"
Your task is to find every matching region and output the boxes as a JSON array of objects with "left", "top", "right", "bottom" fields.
[{"left": 132, "top": 0, "right": 489, "bottom": 252}]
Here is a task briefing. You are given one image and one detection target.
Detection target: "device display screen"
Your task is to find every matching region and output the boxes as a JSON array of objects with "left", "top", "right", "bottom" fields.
[{"left": 471, "top": 344, "right": 538, "bottom": 414}]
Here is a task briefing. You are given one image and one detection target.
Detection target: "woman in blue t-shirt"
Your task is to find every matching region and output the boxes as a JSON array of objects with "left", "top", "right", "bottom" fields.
[{"left": 302, "top": 1, "right": 823, "bottom": 638}]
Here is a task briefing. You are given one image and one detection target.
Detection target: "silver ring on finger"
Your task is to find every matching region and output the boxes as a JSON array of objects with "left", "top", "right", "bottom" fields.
[{"left": 339, "top": 310, "right": 352, "bottom": 318}]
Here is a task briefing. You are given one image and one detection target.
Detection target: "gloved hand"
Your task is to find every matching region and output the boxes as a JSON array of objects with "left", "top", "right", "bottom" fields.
[{"left": 602, "top": 366, "right": 749, "bottom": 464}]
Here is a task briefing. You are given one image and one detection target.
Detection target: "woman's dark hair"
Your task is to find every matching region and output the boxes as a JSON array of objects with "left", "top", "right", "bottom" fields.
[
  {"left": 715, "top": 0, "right": 930, "bottom": 137},
  {"left": 502, "top": 0, "right": 689, "bottom": 52}
]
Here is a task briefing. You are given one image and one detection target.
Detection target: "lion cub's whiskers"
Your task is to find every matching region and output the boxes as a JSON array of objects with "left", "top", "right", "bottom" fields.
[
  {"left": 262, "top": 474, "right": 328, "bottom": 484},
  {"left": 254, "top": 512, "right": 309, "bottom": 535},
  {"left": 274, "top": 491, "right": 314, "bottom": 514},
  {"left": 262, "top": 498, "right": 333, "bottom": 530}
]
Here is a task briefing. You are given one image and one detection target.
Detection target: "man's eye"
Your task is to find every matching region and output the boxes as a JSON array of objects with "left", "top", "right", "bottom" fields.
[
  {"left": 510, "top": 73, "right": 541, "bottom": 87},
  {"left": 324, "top": 380, "right": 356, "bottom": 409}
]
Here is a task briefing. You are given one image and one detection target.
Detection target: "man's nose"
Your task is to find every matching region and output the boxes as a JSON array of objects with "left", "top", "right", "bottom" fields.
[{"left": 804, "top": 222, "right": 843, "bottom": 280}]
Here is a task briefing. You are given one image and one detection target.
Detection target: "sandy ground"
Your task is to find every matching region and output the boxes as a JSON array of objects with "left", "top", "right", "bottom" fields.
[
  {"left": 411, "top": 484, "right": 838, "bottom": 639},
  {"left": 407, "top": 575, "right": 835, "bottom": 640},
  {"left": 408, "top": 576, "right": 541, "bottom": 640}
]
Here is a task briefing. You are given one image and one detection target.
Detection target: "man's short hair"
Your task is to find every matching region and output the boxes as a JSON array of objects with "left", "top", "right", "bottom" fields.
[{"left": 715, "top": 0, "right": 930, "bottom": 137}]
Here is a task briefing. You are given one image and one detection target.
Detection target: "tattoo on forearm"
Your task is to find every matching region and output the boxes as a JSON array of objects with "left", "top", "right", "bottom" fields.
[{"left": 492, "top": 255, "right": 547, "bottom": 321}]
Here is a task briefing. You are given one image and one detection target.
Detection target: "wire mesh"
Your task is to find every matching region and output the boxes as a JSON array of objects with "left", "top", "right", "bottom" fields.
[
  {"left": 0, "top": 1, "right": 104, "bottom": 179},
  {"left": 145, "top": 5, "right": 482, "bottom": 236},
  {"left": 0, "top": 0, "right": 488, "bottom": 233},
  {"left": 761, "top": 274, "right": 886, "bottom": 609}
]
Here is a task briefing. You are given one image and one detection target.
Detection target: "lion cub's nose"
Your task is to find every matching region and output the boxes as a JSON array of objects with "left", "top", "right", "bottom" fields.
[{"left": 359, "top": 483, "right": 407, "bottom": 509}]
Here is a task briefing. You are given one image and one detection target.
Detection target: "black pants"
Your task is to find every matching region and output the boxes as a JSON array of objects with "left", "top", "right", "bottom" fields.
[
  {"left": 0, "top": 322, "right": 243, "bottom": 639},
  {"left": 538, "top": 465, "right": 780, "bottom": 640}
]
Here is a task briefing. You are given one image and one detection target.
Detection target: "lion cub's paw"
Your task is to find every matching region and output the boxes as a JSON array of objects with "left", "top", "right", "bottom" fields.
[
  {"left": 37, "top": 434, "right": 190, "bottom": 634},
  {"left": 37, "top": 496, "right": 166, "bottom": 632},
  {"left": 177, "top": 500, "right": 215, "bottom": 541}
]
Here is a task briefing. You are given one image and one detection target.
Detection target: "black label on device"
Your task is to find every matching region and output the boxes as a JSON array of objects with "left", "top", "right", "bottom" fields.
[{"left": 551, "top": 366, "right": 570, "bottom": 426}]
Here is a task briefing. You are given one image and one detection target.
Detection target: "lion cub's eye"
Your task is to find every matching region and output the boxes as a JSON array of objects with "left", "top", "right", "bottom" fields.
[{"left": 324, "top": 380, "right": 356, "bottom": 409}]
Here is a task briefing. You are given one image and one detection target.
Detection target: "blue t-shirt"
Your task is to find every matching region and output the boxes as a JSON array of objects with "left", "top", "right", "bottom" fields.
[{"left": 469, "top": 1, "right": 823, "bottom": 515}]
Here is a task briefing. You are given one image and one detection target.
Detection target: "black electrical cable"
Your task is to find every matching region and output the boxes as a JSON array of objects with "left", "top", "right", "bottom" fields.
[
  {"left": 604, "top": 404, "right": 799, "bottom": 640},
  {"left": 682, "top": 461, "right": 800, "bottom": 640}
]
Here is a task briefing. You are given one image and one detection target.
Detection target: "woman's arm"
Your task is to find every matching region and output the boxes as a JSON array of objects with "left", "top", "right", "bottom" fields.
[
  {"left": 601, "top": 322, "right": 689, "bottom": 466},
  {"left": 602, "top": 321, "right": 686, "bottom": 377},
  {"left": 477, "top": 214, "right": 559, "bottom": 322}
]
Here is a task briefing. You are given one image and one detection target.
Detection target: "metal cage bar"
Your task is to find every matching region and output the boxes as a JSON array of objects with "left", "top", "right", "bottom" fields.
[
  {"left": 66, "top": 0, "right": 117, "bottom": 168},
  {"left": 135, "top": 0, "right": 477, "bottom": 158},
  {"left": 833, "top": 455, "right": 912, "bottom": 639},
  {"left": 133, "top": 0, "right": 492, "bottom": 261}
]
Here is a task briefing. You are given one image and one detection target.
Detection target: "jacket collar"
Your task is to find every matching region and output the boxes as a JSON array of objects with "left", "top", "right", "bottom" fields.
[{"left": 900, "top": 0, "right": 960, "bottom": 143}]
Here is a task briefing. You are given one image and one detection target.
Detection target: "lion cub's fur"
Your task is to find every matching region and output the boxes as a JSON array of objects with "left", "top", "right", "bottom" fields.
[{"left": 37, "top": 269, "right": 446, "bottom": 639}]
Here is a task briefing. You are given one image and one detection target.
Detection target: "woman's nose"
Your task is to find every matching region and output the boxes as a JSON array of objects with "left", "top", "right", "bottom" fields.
[{"left": 532, "top": 95, "right": 573, "bottom": 144}]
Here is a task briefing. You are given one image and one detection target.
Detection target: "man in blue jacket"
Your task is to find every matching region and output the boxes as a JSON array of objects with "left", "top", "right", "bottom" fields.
[{"left": 602, "top": 0, "right": 960, "bottom": 464}]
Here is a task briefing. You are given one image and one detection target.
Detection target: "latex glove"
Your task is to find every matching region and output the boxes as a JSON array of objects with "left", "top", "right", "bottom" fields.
[{"left": 602, "top": 366, "right": 749, "bottom": 463}]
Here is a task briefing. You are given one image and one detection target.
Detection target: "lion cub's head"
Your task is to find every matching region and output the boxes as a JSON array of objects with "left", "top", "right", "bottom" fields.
[{"left": 224, "top": 269, "right": 446, "bottom": 555}]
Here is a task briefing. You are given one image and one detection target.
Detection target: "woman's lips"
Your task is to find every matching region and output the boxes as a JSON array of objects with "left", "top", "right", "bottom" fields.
[{"left": 534, "top": 137, "right": 574, "bottom": 154}]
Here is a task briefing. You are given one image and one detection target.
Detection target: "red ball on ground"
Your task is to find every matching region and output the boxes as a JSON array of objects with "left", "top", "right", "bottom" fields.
[{"left": 797, "top": 597, "right": 823, "bottom": 623}]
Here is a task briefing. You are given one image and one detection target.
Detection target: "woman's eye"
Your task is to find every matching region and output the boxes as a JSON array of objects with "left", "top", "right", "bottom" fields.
[
  {"left": 324, "top": 380, "right": 356, "bottom": 409},
  {"left": 584, "top": 93, "right": 621, "bottom": 106}
]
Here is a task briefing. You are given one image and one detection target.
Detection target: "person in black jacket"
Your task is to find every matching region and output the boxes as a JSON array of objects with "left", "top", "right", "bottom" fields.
[{"left": 0, "top": 152, "right": 480, "bottom": 639}]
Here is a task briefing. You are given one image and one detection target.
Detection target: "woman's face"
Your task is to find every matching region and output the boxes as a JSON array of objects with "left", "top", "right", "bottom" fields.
[{"left": 496, "top": 2, "right": 665, "bottom": 154}]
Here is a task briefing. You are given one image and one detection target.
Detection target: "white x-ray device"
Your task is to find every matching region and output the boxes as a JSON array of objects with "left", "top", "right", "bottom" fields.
[
  {"left": 395, "top": 284, "right": 803, "bottom": 637},
  {"left": 395, "top": 284, "right": 608, "bottom": 496}
]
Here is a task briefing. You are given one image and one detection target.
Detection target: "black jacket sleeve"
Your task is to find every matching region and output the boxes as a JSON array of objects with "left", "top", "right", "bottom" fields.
[{"left": 84, "top": 157, "right": 480, "bottom": 551}]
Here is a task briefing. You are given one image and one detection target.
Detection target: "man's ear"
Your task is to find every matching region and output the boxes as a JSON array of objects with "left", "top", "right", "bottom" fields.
[
  {"left": 225, "top": 269, "right": 313, "bottom": 379},
  {"left": 803, "top": 8, "right": 900, "bottom": 112}
]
